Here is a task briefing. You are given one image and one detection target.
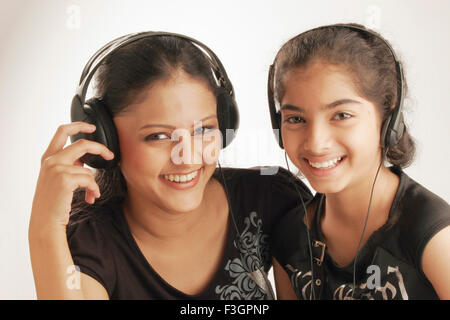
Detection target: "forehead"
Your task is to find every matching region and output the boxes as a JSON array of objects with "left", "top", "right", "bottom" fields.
[
  {"left": 282, "top": 62, "right": 362, "bottom": 106},
  {"left": 118, "top": 73, "right": 217, "bottom": 125}
]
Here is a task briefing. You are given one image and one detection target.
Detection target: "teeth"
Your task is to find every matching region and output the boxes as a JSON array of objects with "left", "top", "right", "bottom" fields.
[
  {"left": 163, "top": 170, "right": 199, "bottom": 183},
  {"left": 309, "top": 157, "right": 342, "bottom": 169}
]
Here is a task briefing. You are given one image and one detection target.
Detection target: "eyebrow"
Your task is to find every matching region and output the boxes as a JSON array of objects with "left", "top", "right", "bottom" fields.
[
  {"left": 138, "top": 114, "right": 217, "bottom": 131},
  {"left": 280, "top": 99, "right": 362, "bottom": 112}
]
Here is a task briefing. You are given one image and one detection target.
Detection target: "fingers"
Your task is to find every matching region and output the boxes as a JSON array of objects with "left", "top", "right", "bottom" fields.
[
  {"left": 52, "top": 164, "right": 96, "bottom": 178},
  {"left": 51, "top": 164, "right": 100, "bottom": 197},
  {"left": 42, "top": 122, "right": 114, "bottom": 166},
  {"left": 55, "top": 167, "right": 101, "bottom": 205},
  {"left": 42, "top": 122, "right": 96, "bottom": 164},
  {"left": 69, "top": 173, "right": 101, "bottom": 204},
  {"left": 52, "top": 138, "right": 114, "bottom": 166}
]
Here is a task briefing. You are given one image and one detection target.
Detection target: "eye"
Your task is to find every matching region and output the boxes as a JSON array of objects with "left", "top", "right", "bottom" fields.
[
  {"left": 283, "top": 116, "right": 306, "bottom": 124},
  {"left": 144, "top": 132, "right": 171, "bottom": 141},
  {"left": 193, "top": 126, "right": 217, "bottom": 136},
  {"left": 332, "top": 112, "right": 352, "bottom": 121}
]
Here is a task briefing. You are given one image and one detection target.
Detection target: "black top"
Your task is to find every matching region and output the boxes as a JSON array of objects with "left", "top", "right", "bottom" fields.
[
  {"left": 272, "top": 167, "right": 450, "bottom": 300},
  {"left": 67, "top": 166, "right": 312, "bottom": 300}
]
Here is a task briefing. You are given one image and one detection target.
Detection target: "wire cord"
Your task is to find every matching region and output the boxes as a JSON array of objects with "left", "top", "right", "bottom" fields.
[
  {"left": 284, "top": 153, "right": 316, "bottom": 300},
  {"left": 351, "top": 157, "right": 384, "bottom": 299}
]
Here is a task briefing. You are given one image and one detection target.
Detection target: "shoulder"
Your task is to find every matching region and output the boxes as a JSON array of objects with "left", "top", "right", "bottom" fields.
[
  {"left": 67, "top": 199, "right": 123, "bottom": 258},
  {"left": 396, "top": 170, "right": 450, "bottom": 233},
  {"left": 67, "top": 200, "right": 121, "bottom": 295},
  {"left": 215, "top": 166, "right": 312, "bottom": 198},
  {"left": 394, "top": 169, "right": 450, "bottom": 264},
  {"left": 214, "top": 166, "right": 278, "bottom": 183},
  {"left": 215, "top": 166, "right": 312, "bottom": 232},
  {"left": 68, "top": 201, "right": 118, "bottom": 237}
]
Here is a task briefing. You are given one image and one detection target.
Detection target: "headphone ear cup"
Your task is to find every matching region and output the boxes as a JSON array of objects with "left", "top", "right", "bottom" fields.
[
  {"left": 267, "top": 65, "right": 284, "bottom": 149},
  {"left": 381, "top": 111, "right": 405, "bottom": 150},
  {"left": 388, "top": 111, "right": 405, "bottom": 148},
  {"left": 274, "top": 112, "right": 283, "bottom": 149},
  {"left": 267, "top": 100, "right": 283, "bottom": 149},
  {"left": 70, "top": 98, "right": 120, "bottom": 169},
  {"left": 380, "top": 114, "right": 392, "bottom": 150},
  {"left": 216, "top": 88, "right": 239, "bottom": 149}
]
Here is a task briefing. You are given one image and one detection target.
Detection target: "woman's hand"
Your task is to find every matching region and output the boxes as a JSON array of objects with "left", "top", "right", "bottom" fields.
[
  {"left": 30, "top": 122, "right": 114, "bottom": 230},
  {"left": 28, "top": 122, "right": 113, "bottom": 299}
]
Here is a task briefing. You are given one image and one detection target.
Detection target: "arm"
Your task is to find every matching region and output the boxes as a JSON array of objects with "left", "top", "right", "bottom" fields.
[
  {"left": 28, "top": 122, "right": 113, "bottom": 299},
  {"left": 28, "top": 224, "right": 108, "bottom": 300},
  {"left": 421, "top": 225, "right": 450, "bottom": 299},
  {"left": 272, "top": 257, "right": 298, "bottom": 300}
]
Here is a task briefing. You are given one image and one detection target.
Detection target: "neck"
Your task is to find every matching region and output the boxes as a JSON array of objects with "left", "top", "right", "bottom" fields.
[{"left": 123, "top": 180, "right": 217, "bottom": 244}]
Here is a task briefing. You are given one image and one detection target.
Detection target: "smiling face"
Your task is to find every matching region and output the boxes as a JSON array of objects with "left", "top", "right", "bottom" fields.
[
  {"left": 113, "top": 71, "right": 220, "bottom": 214},
  {"left": 280, "top": 61, "right": 383, "bottom": 195}
]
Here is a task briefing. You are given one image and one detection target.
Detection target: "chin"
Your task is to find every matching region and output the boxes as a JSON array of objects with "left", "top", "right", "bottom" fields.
[
  {"left": 163, "top": 193, "right": 204, "bottom": 214},
  {"left": 305, "top": 175, "right": 348, "bottom": 195},
  {"left": 311, "top": 184, "right": 344, "bottom": 195}
]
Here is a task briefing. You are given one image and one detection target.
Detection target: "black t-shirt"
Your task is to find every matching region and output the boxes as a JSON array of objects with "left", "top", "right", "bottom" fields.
[
  {"left": 67, "top": 166, "right": 312, "bottom": 299},
  {"left": 272, "top": 167, "right": 450, "bottom": 300}
]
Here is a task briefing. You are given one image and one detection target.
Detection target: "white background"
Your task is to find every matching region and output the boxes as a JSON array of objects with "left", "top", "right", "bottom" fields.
[{"left": 0, "top": 0, "right": 449, "bottom": 299}]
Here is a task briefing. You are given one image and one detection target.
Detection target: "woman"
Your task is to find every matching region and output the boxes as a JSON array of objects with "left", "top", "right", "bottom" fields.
[
  {"left": 28, "top": 32, "right": 312, "bottom": 299},
  {"left": 268, "top": 24, "right": 450, "bottom": 300}
]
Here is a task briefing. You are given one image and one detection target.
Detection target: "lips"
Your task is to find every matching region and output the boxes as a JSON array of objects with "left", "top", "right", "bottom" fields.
[
  {"left": 304, "top": 156, "right": 346, "bottom": 177},
  {"left": 159, "top": 167, "right": 203, "bottom": 190},
  {"left": 163, "top": 170, "right": 199, "bottom": 183},
  {"left": 308, "top": 156, "right": 342, "bottom": 169}
]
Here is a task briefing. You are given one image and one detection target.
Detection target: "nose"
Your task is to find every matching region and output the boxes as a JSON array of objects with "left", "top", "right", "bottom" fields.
[
  {"left": 170, "top": 129, "right": 204, "bottom": 165},
  {"left": 302, "top": 121, "right": 332, "bottom": 155}
]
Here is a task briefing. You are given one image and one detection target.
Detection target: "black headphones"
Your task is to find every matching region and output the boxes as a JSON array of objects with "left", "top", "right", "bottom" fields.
[
  {"left": 268, "top": 24, "right": 405, "bottom": 151},
  {"left": 71, "top": 31, "right": 239, "bottom": 169}
]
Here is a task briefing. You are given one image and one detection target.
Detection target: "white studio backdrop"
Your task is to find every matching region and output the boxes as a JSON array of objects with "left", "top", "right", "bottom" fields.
[{"left": 0, "top": 0, "right": 449, "bottom": 299}]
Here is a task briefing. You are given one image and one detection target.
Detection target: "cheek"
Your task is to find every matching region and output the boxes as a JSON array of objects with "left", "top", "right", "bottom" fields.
[
  {"left": 119, "top": 138, "right": 170, "bottom": 178},
  {"left": 281, "top": 127, "right": 304, "bottom": 163},
  {"left": 201, "top": 131, "right": 221, "bottom": 164},
  {"left": 342, "top": 120, "right": 381, "bottom": 161}
]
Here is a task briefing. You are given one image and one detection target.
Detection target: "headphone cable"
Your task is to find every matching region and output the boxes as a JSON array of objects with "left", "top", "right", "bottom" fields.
[
  {"left": 284, "top": 153, "right": 316, "bottom": 300},
  {"left": 351, "top": 154, "right": 385, "bottom": 299}
]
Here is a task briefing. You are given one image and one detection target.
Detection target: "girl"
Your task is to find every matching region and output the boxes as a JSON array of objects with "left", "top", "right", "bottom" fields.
[
  {"left": 268, "top": 24, "right": 450, "bottom": 300},
  {"left": 28, "top": 32, "right": 312, "bottom": 299}
]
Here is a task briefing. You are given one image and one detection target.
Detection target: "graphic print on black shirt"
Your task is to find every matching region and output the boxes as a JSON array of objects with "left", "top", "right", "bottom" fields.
[
  {"left": 67, "top": 166, "right": 313, "bottom": 299},
  {"left": 272, "top": 167, "right": 450, "bottom": 300},
  {"left": 215, "top": 211, "right": 270, "bottom": 299}
]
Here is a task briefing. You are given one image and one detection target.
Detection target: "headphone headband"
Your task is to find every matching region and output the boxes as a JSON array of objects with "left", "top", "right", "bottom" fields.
[{"left": 76, "top": 31, "right": 235, "bottom": 104}]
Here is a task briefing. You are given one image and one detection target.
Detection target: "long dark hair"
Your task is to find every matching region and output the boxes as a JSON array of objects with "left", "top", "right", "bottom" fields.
[
  {"left": 271, "top": 23, "right": 415, "bottom": 168},
  {"left": 71, "top": 35, "right": 218, "bottom": 215}
]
